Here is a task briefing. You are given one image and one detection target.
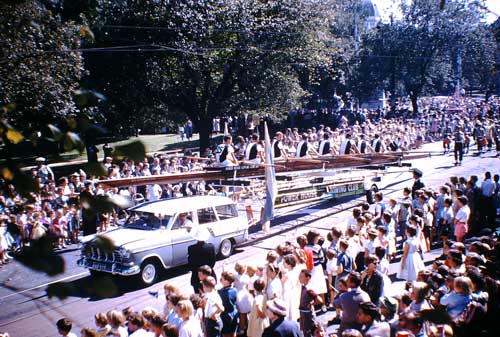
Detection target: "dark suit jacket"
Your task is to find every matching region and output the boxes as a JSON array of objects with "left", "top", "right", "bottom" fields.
[
  {"left": 412, "top": 179, "right": 425, "bottom": 198},
  {"left": 187, "top": 241, "right": 216, "bottom": 291},
  {"left": 361, "top": 270, "right": 384, "bottom": 305},
  {"left": 262, "top": 317, "right": 300, "bottom": 337}
]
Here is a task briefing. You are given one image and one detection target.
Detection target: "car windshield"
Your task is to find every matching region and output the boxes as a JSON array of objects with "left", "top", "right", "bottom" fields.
[{"left": 123, "top": 212, "right": 171, "bottom": 230}]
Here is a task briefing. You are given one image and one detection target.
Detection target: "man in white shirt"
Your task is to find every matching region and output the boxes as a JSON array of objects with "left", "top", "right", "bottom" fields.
[
  {"left": 371, "top": 134, "right": 384, "bottom": 153},
  {"left": 296, "top": 134, "right": 319, "bottom": 158},
  {"left": 272, "top": 131, "right": 288, "bottom": 160},
  {"left": 244, "top": 133, "right": 264, "bottom": 164},
  {"left": 480, "top": 171, "right": 496, "bottom": 229},
  {"left": 215, "top": 136, "right": 239, "bottom": 167},
  {"left": 174, "top": 212, "right": 194, "bottom": 231},
  {"left": 202, "top": 276, "right": 224, "bottom": 336},
  {"left": 339, "top": 134, "right": 359, "bottom": 155},
  {"left": 146, "top": 183, "right": 162, "bottom": 201},
  {"left": 319, "top": 133, "right": 333, "bottom": 156}
]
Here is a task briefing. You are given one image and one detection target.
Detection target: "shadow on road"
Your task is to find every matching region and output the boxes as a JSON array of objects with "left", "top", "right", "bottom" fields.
[
  {"left": 434, "top": 165, "right": 456, "bottom": 169},
  {"left": 46, "top": 264, "right": 192, "bottom": 301}
]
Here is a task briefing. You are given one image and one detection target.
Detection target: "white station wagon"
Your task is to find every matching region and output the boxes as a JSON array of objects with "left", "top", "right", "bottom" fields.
[{"left": 78, "top": 196, "right": 249, "bottom": 285}]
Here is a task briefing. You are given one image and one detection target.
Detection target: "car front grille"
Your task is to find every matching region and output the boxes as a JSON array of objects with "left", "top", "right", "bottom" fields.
[{"left": 86, "top": 246, "right": 124, "bottom": 263}]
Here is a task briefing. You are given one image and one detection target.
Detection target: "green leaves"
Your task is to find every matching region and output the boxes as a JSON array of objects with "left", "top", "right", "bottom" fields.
[
  {"left": 0, "top": 120, "right": 24, "bottom": 144},
  {"left": 83, "top": 162, "right": 108, "bottom": 177},
  {"left": 81, "top": 236, "right": 115, "bottom": 256},
  {"left": 9, "top": 168, "right": 39, "bottom": 199},
  {"left": 80, "top": 193, "right": 133, "bottom": 217},
  {"left": 1, "top": 1, "right": 83, "bottom": 130},
  {"left": 353, "top": 0, "right": 493, "bottom": 105},
  {"left": 79, "top": 25, "right": 95, "bottom": 41},
  {"left": 46, "top": 276, "right": 120, "bottom": 299},
  {"left": 16, "top": 236, "right": 65, "bottom": 276},
  {"left": 47, "top": 124, "right": 63, "bottom": 142},
  {"left": 73, "top": 89, "right": 107, "bottom": 108},
  {"left": 112, "top": 140, "right": 146, "bottom": 162},
  {"left": 63, "top": 131, "right": 85, "bottom": 152}
]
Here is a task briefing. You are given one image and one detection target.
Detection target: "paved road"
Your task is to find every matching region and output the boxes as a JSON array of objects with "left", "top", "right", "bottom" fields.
[{"left": 0, "top": 142, "right": 498, "bottom": 337}]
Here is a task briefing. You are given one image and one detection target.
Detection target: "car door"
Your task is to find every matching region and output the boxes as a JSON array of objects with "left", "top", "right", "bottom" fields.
[
  {"left": 154, "top": 216, "right": 174, "bottom": 267},
  {"left": 169, "top": 211, "right": 196, "bottom": 266},
  {"left": 213, "top": 204, "right": 242, "bottom": 237},
  {"left": 196, "top": 206, "right": 220, "bottom": 246}
]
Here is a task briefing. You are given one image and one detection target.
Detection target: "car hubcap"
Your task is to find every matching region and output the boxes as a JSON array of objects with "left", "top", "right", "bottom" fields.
[
  {"left": 221, "top": 240, "right": 231, "bottom": 256},
  {"left": 142, "top": 264, "right": 156, "bottom": 283}
]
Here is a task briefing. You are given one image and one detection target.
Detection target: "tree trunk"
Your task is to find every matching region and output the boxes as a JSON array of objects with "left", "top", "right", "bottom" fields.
[
  {"left": 410, "top": 94, "right": 419, "bottom": 115},
  {"left": 198, "top": 116, "right": 212, "bottom": 155}
]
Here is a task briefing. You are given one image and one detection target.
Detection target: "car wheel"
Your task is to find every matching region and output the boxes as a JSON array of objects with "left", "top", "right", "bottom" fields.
[
  {"left": 366, "top": 185, "right": 378, "bottom": 204},
  {"left": 218, "top": 239, "right": 233, "bottom": 259},
  {"left": 140, "top": 260, "right": 160, "bottom": 286}
]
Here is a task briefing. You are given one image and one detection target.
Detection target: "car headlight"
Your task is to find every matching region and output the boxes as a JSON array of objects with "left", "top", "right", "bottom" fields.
[{"left": 119, "top": 247, "right": 131, "bottom": 258}]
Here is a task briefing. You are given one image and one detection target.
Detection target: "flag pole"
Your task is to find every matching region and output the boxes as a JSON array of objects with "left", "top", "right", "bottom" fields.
[{"left": 261, "top": 122, "right": 277, "bottom": 233}]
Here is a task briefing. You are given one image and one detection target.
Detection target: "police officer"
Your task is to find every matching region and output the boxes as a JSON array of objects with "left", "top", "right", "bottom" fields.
[{"left": 188, "top": 227, "right": 216, "bottom": 294}]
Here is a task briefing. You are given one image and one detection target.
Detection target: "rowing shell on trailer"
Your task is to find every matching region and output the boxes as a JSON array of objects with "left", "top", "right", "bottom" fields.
[{"left": 100, "top": 152, "right": 428, "bottom": 188}]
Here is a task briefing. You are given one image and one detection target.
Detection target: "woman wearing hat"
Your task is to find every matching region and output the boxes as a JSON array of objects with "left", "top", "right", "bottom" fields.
[
  {"left": 356, "top": 301, "right": 390, "bottom": 337},
  {"left": 380, "top": 296, "right": 399, "bottom": 335},
  {"left": 411, "top": 169, "right": 425, "bottom": 199},
  {"left": 262, "top": 298, "right": 299, "bottom": 337},
  {"left": 35, "top": 157, "right": 54, "bottom": 186}
]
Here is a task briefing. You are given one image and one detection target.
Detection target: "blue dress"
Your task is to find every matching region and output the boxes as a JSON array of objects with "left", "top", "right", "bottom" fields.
[{"left": 219, "top": 285, "right": 239, "bottom": 334}]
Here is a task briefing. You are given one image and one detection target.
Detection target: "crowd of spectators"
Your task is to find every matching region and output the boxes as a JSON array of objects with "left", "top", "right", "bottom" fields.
[
  {"left": 1, "top": 96, "right": 499, "bottom": 258},
  {"left": 42, "top": 165, "right": 500, "bottom": 337}
]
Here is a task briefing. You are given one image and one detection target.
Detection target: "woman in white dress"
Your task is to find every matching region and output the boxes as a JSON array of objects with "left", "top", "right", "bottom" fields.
[
  {"left": 305, "top": 230, "right": 327, "bottom": 310},
  {"left": 265, "top": 263, "right": 282, "bottom": 301},
  {"left": 281, "top": 254, "right": 300, "bottom": 321},
  {"left": 247, "top": 279, "right": 269, "bottom": 337},
  {"left": 398, "top": 225, "right": 425, "bottom": 282}
]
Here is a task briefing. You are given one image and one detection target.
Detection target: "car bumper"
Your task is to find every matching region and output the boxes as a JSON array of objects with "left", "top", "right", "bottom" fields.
[{"left": 77, "top": 257, "right": 140, "bottom": 276}]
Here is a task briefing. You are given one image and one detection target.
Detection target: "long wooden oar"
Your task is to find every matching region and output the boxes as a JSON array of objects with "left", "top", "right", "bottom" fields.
[
  {"left": 288, "top": 157, "right": 328, "bottom": 164},
  {"left": 239, "top": 160, "right": 286, "bottom": 169}
]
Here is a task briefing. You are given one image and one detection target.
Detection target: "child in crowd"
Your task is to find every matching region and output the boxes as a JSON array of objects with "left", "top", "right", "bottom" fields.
[
  {"left": 106, "top": 310, "right": 128, "bottom": 337},
  {"left": 298, "top": 269, "right": 322, "bottom": 337},
  {"left": 325, "top": 248, "right": 338, "bottom": 308},
  {"left": 56, "top": 318, "right": 77, "bottom": 337},
  {"left": 375, "top": 246, "right": 389, "bottom": 275},
  {"left": 397, "top": 199, "right": 411, "bottom": 241},
  {"left": 234, "top": 262, "right": 252, "bottom": 336},
  {"left": 202, "top": 276, "right": 225, "bottom": 337},
  {"left": 245, "top": 264, "right": 258, "bottom": 296},
  {"left": 94, "top": 312, "right": 111, "bottom": 337},
  {"left": 219, "top": 271, "right": 239, "bottom": 337},
  {"left": 247, "top": 279, "right": 269, "bottom": 337}
]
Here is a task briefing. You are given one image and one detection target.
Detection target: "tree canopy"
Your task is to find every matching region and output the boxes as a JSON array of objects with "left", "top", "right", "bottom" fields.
[
  {"left": 0, "top": 0, "right": 498, "bottom": 150},
  {"left": 352, "top": 0, "right": 497, "bottom": 113},
  {"left": 86, "top": 0, "right": 340, "bottom": 150},
  {"left": 0, "top": 0, "right": 84, "bottom": 132}
]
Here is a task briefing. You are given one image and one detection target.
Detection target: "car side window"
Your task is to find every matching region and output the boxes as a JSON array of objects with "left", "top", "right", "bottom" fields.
[
  {"left": 171, "top": 212, "right": 193, "bottom": 230},
  {"left": 215, "top": 204, "right": 238, "bottom": 220},
  {"left": 197, "top": 207, "right": 217, "bottom": 224}
]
